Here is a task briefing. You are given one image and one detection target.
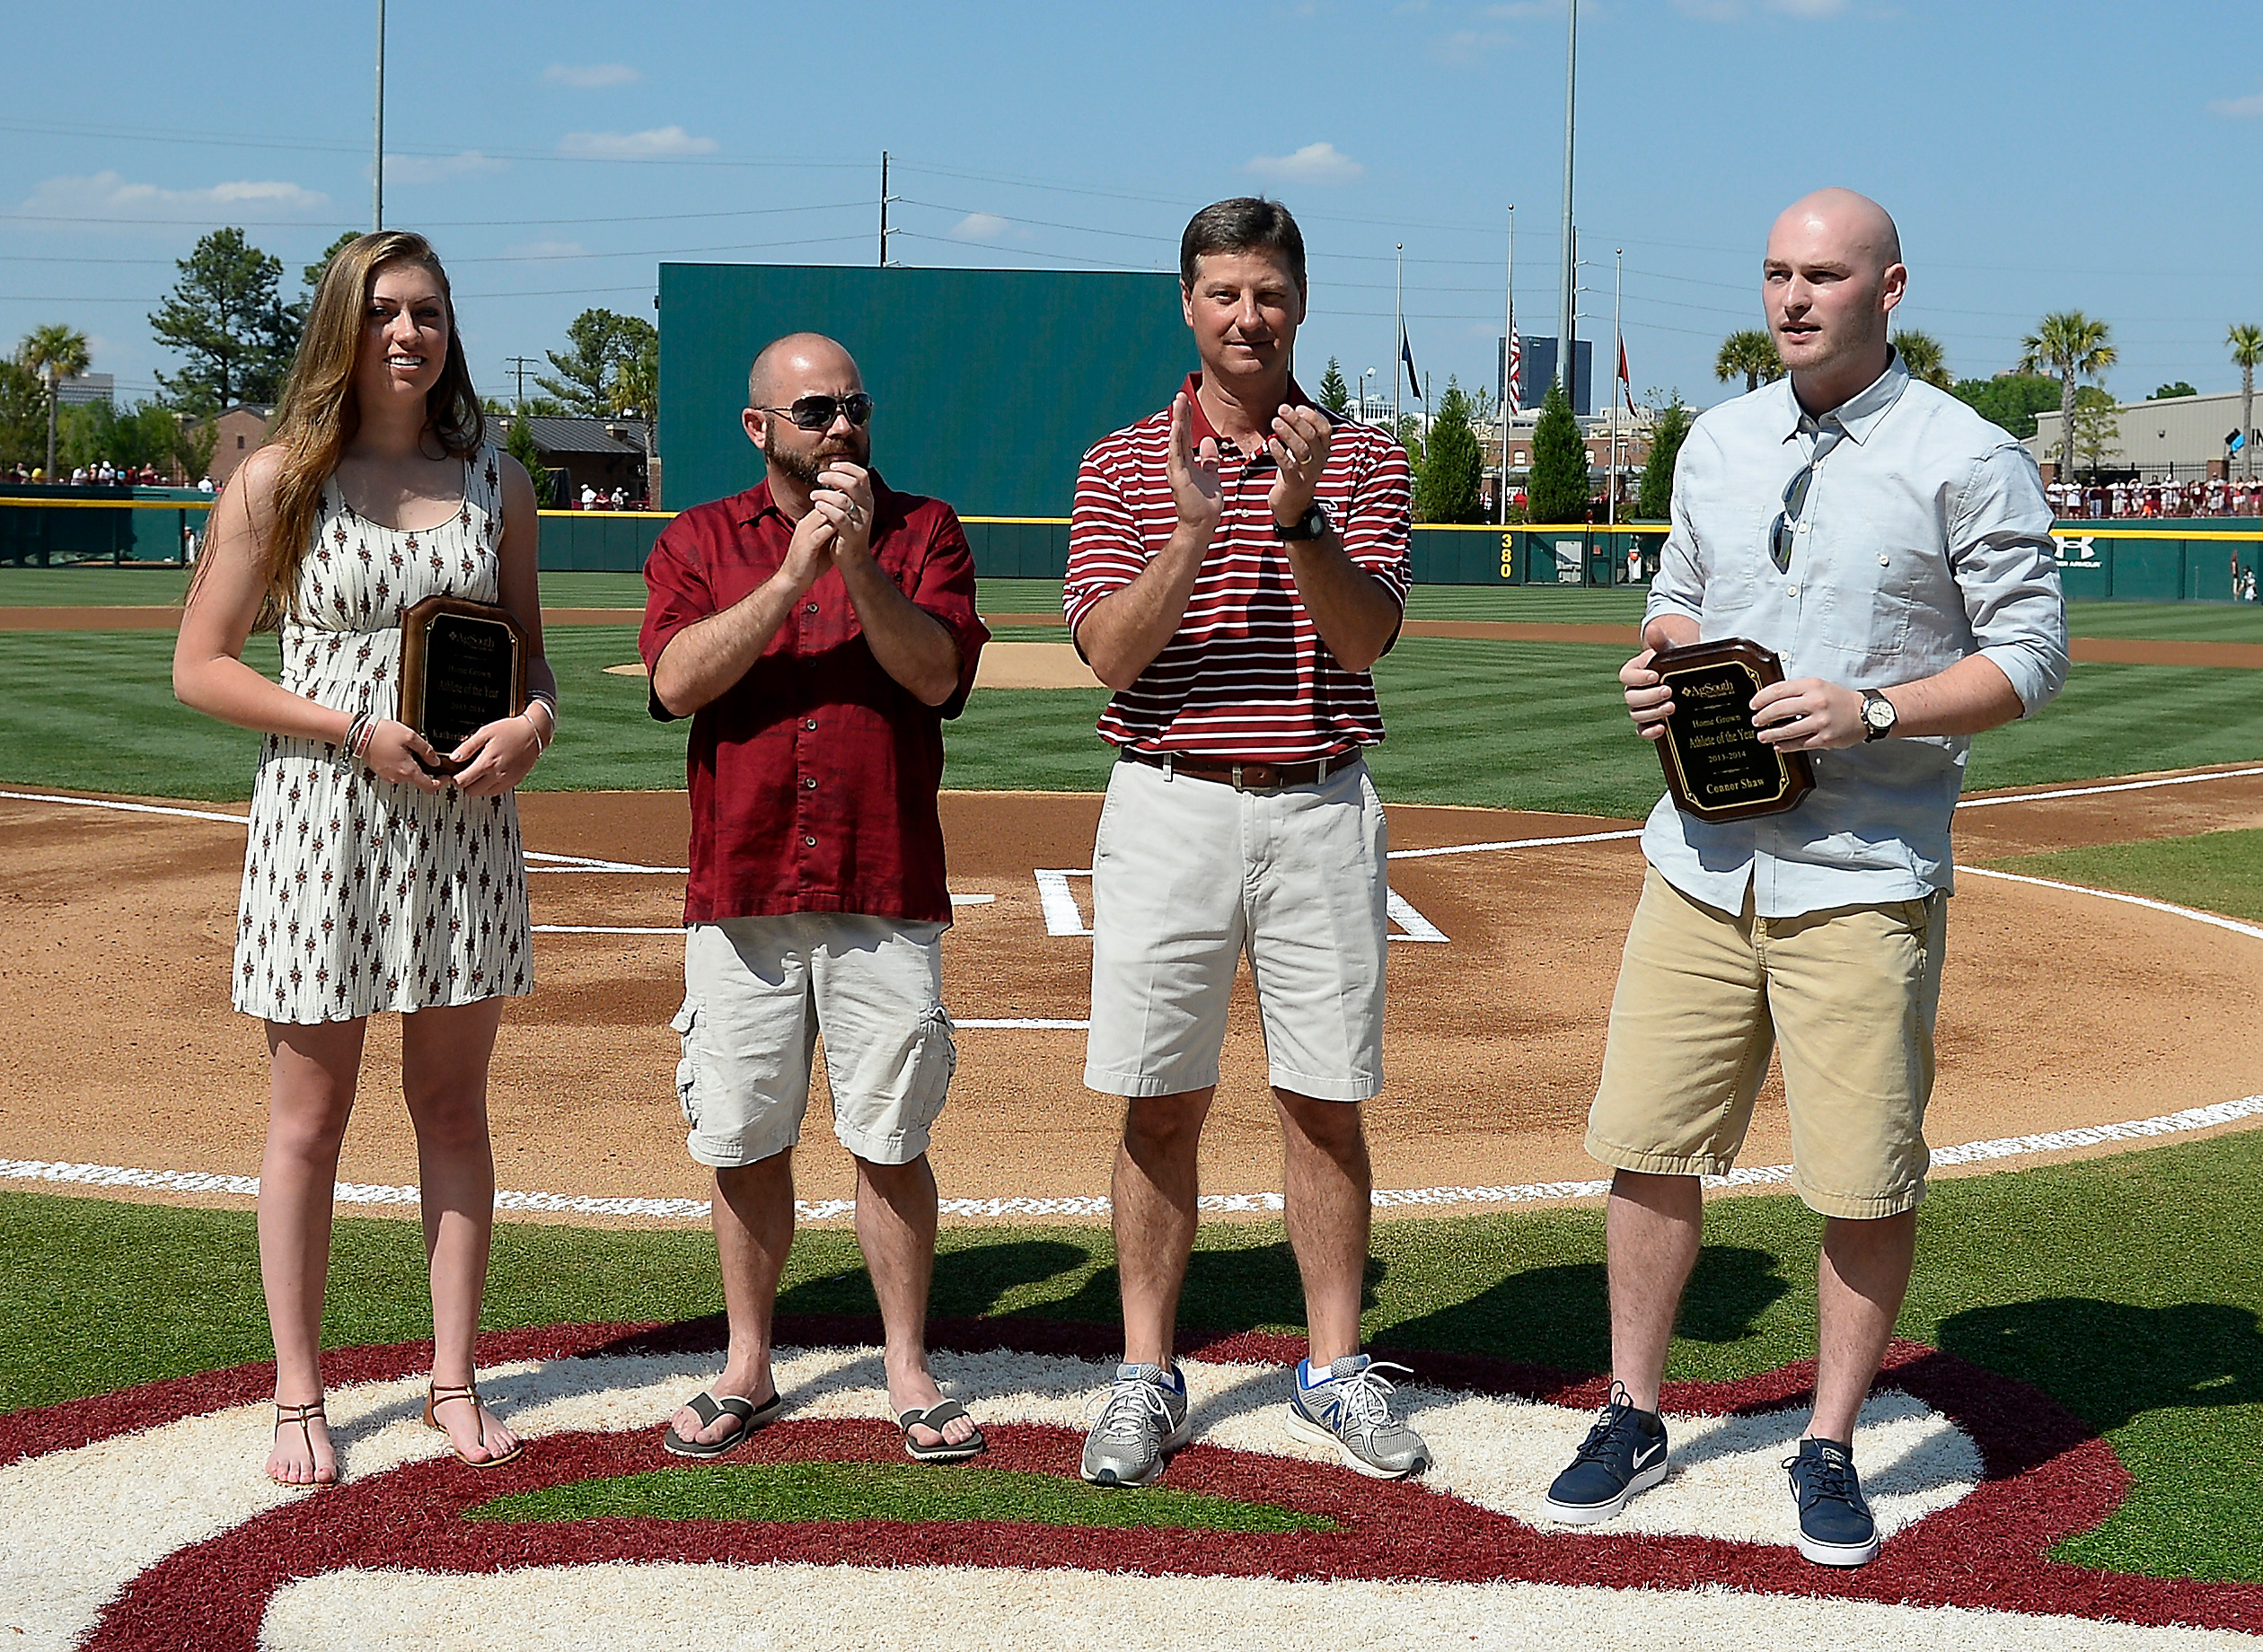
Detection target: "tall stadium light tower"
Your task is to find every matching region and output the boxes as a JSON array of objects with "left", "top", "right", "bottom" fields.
[
  {"left": 372, "top": 0, "right": 386, "bottom": 233},
  {"left": 1557, "top": 0, "right": 1577, "bottom": 401}
]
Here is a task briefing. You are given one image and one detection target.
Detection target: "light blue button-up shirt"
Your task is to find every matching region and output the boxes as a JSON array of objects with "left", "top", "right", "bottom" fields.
[{"left": 1641, "top": 351, "right": 2069, "bottom": 918}]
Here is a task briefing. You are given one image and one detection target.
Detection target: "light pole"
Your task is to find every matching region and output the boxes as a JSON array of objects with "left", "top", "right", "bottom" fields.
[
  {"left": 1558, "top": 0, "right": 1578, "bottom": 402},
  {"left": 372, "top": 0, "right": 385, "bottom": 232},
  {"left": 1361, "top": 367, "right": 1377, "bottom": 426},
  {"left": 41, "top": 362, "right": 58, "bottom": 483}
]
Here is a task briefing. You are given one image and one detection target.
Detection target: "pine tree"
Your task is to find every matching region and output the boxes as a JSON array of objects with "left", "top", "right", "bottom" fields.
[
  {"left": 1414, "top": 377, "right": 1484, "bottom": 523},
  {"left": 506, "top": 413, "right": 555, "bottom": 505},
  {"left": 1635, "top": 401, "right": 1692, "bottom": 521},
  {"left": 1316, "top": 357, "right": 1350, "bottom": 417},
  {"left": 147, "top": 228, "right": 299, "bottom": 411},
  {"left": 1527, "top": 382, "right": 1589, "bottom": 524}
]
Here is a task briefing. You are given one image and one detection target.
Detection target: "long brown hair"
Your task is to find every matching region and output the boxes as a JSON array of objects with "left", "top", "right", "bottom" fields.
[{"left": 194, "top": 231, "right": 486, "bottom": 627}]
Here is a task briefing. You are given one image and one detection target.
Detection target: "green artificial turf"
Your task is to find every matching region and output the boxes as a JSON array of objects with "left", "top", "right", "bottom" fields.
[
  {"left": 1982, "top": 828, "right": 2263, "bottom": 926},
  {"left": 4, "top": 1129, "right": 2258, "bottom": 1577},
  {"left": 467, "top": 1461, "right": 1333, "bottom": 1533}
]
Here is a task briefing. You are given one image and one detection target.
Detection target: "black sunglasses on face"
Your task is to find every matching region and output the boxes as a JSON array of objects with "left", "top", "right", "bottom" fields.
[{"left": 759, "top": 392, "right": 874, "bottom": 431}]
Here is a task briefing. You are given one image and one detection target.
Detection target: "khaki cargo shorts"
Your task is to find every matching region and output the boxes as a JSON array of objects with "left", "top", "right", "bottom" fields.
[
  {"left": 674, "top": 913, "right": 956, "bottom": 1169},
  {"left": 1586, "top": 866, "right": 1947, "bottom": 1219}
]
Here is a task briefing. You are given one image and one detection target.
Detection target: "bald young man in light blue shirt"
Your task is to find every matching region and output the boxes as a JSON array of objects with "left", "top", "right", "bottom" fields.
[{"left": 1541, "top": 189, "right": 2067, "bottom": 1567}]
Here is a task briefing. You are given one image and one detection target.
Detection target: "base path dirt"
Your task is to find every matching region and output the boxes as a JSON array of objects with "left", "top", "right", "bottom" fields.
[{"left": 5, "top": 766, "right": 2263, "bottom": 1225}]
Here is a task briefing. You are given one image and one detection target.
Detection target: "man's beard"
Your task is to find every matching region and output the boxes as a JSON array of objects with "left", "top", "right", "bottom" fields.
[{"left": 763, "top": 428, "right": 869, "bottom": 486}]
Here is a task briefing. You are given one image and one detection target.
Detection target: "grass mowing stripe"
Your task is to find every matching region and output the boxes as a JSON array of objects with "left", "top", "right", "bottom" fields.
[
  {"left": 6, "top": 564, "right": 2262, "bottom": 642},
  {"left": 1981, "top": 828, "right": 2263, "bottom": 927},
  {"left": 4, "top": 1129, "right": 2258, "bottom": 1578},
  {"left": 467, "top": 1462, "right": 1334, "bottom": 1533},
  {"left": 10, "top": 628, "right": 2256, "bottom": 813}
]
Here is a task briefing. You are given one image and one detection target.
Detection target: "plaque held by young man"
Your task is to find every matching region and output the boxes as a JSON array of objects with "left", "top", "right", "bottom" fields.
[
  {"left": 398, "top": 595, "right": 528, "bottom": 776},
  {"left": 1651, "top": 637, "right": 1814, "bottom": 822}
]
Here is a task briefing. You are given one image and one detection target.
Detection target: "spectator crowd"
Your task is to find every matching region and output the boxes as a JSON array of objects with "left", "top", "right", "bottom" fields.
[{"left": 2047, "top": 475, "right": 2263, "bottom": 519}]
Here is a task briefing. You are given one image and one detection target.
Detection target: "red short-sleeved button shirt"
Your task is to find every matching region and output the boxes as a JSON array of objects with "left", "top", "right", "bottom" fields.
[{"left": 638, "top": 475, "right": 989, "bottom": 926}]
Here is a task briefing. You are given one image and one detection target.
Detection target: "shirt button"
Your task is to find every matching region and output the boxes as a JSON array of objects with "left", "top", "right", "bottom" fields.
[
  {"left": 805, "top": 718, "right": 817, "bottom": 730},
  {"left": 1786, "top": 584, "right": 1800, "bottom": 596},
  {"left": 806, "top": 602, "right": 818, "bottom": 614},
  {"left": 1794, "top": 520, "right": 1810, "bottom": 534},
  {"left": 804, "top": 777, "right": 817, "bottom": 789},
  {"left": 804, "top": 835, "right": 816, "bottom": 847},
  {"left": 1878, "top": 553, "right": 1891, "bottom": 566}
]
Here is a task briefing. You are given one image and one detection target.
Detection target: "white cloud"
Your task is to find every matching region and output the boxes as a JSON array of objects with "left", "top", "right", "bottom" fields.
[
  {"left": 544, "top": 62, "right": 640, "bottom": 88},
  {"left": 558, "top": 126, "right": 718, "bottom": 159},
  {"left": 382, "top": 150, "right": 508, "bottom": 185},
  {"left": 948, "top": 212, "right": 1011, "bottom": 242},
  {"left": 1435, "top": 26, "right": 1513, "bottom": 57},
  {"left": 19, "top": 170, "right": 330, "bottom": 224},
  {"left": 1244, "top": 142, "right": 1365, "bottom": 186},
  {"left": 504, "top": 240, "right": 589, "bottom": 260},
  {"left": 2208, "top": 85, "right": 2263, "bottom": 118},
  {"left": 1769, "top": 0, "right": 1849, "bottom": 13},
  {"left": 1483, "top": 1, "right": 1556, "bottom": 15}
]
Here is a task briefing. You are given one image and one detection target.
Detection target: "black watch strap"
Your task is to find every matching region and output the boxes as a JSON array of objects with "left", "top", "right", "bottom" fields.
[{"left": 1274, "top": 501, "right": 1329, "bottom": 541}]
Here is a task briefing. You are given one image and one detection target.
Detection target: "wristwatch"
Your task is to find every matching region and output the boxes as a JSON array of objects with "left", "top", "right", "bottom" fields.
[
  {"left": 1860, "top": 689, "right": 1898, "bottom": 742},
  {"left": 1273, "top": 500, "right": 1330, "bottom": 541}
]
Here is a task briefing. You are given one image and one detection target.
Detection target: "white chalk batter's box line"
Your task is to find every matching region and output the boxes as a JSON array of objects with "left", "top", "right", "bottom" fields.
[
  {"left": 1031, "top": 868, "right": 1448, "bottom": 943},
  {"left": 7, "top": 1094, "right": 2259, "bottom": 1225}
]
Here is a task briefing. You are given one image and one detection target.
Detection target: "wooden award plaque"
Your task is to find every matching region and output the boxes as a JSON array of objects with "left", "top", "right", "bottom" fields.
[
  {"left": 1651, "top": 637, "right": 1814, "bottom": 822},
  {"left": 398, "top": 595, "right": 528, "bottom": 775}
]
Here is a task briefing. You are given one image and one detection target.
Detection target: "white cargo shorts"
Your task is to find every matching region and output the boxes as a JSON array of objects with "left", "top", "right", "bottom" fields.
[{"left": 674, "top": 913, "right": 956, "bottom": 1168}]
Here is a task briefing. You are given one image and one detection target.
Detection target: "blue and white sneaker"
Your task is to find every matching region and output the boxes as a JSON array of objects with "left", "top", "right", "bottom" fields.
[
  {"left": 1080, "top": 1363, "right": 1191, "bottom": 1488},
  {"left": 1785, "top": 1437, "right": 1880, "bottom": 1566},
  {"left": 1283, "top": 1355, "right": 1430, "bottom": 1480},
  {"left": 1542, "top": 1381, "right": 1669, "bottom": 1524}
]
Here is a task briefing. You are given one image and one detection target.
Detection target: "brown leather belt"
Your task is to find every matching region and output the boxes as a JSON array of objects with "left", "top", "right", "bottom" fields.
[{"left": 1116, "top": 747, "right": 1359, "bottom": 791}]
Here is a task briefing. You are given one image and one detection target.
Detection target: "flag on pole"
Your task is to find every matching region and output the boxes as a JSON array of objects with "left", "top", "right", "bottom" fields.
[
  {"left": 1401, "top": 326, "right": 1423, "bottom": 402},
  {"left": 1506, "top": 328, "right": 1524, "bottom": 416},
  {"left": 1617, "top": 336, "right": 1635, "bottom": 416}
]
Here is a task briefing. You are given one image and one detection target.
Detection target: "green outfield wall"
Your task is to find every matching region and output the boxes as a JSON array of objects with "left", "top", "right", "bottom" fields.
[{"left": 656, "top": 264, "right": 1188, "bottom": 517}]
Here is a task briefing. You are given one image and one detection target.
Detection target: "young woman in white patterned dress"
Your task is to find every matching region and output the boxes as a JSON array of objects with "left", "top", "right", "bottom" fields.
[{"left": 174, "top": 232, "right": 558, "bottom": 1486}]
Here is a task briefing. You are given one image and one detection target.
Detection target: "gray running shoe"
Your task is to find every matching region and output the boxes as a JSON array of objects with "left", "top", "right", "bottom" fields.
[
  {"left": 1080, "top": 1362, "right": 1192, "bottom": 1488},
  {"left": 1283, "top": 1356, "right": 1431, "bottom": 1480}
]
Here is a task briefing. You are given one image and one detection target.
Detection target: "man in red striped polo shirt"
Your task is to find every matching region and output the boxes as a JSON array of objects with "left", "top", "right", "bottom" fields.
[{"left": 1065, "top": 198, "right": 1429, "bottom": 1489}]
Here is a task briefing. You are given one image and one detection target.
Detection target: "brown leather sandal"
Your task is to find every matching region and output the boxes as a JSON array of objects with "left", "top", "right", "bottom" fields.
[
  {"left": 270, "top": 1400, "right": 338, "bottom": 1488},
  {"left": 424, "top": 1381, "right": 524, "bottom": 1469}
]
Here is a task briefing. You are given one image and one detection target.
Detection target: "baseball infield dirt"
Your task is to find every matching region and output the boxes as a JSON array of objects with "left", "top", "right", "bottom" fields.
[{"left": 5, "top": 765, "right": 2262, "bottom": 1225}]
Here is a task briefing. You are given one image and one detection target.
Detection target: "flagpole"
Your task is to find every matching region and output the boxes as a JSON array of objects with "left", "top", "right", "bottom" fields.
[
  {"left": 1558, "top": 0, "right": 1577, "bottom": 402},
  {"left": 1609, "top": 247, "right": 1622, "bottom": 527},
  {"left": 1502, "top": 206, "right": 1515, "bottom": 524},
  {"left": 372, "top": 0, "right": 386, "bottom": 232},
  {"left": 1394, "top": 243, "right": 1403, "bottom": 439}
]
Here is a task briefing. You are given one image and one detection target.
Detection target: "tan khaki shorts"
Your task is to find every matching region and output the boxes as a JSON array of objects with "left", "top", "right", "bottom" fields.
[
  {"left": 1586, "top": 866, "right": 1947, "bottom": 1218},
  {"left": 1084, "top": 754, "right": 1387, "bottom": 1103},
  {"left": 674, "top": 914, "right": 955, "bottom": 1169}
]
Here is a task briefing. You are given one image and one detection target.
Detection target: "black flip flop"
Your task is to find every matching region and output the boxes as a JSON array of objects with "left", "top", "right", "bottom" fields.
[
  {"left": 663, "top": 1388, "right": 783, "bottom": 1459},
  {"left": 898, "top": 1399, "right": 986, "bottom": 1463}
]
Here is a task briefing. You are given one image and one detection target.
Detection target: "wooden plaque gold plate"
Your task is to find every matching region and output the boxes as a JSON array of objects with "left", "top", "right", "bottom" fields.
[
  {"left": 1651, "top": 637, "right": 1814, "bottom": 822},
  {"left": 398, "top": 595, "right": 528, "bottom": 775}
]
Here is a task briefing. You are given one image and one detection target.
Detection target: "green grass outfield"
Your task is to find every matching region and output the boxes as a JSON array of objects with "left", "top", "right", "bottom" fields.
[
  {"left": 7, "top": 564, "right": 2263, "bottom": 641},
  {"left": 4, "top": 623, "right": 2262, "bottom": 813},
  {"left": 4, "top": 1131, "right": 2259, "bottom": 1577}
]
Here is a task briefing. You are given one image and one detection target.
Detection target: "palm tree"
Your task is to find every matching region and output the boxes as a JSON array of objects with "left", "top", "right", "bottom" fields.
[
  {"left": 2018, "top": 312, "right": 2116, "bottom": 479},
  {"left": 1713, "top": 330, "right": 1783, "bottom": 393},
  {"left": 17, "top": 324, "right": 91, "bottom": 483},
  {"left": 2229, "top": 323, "right": 2263, "bottom": 479},
  {"left": 1892, "top": 330, "right": 1950, "bottom": 389}
]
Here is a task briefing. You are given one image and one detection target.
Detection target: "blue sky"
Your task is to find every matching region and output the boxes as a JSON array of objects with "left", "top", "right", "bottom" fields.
[{"left": 3, "top": 0, "right": 2259, "bottom": 431}]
